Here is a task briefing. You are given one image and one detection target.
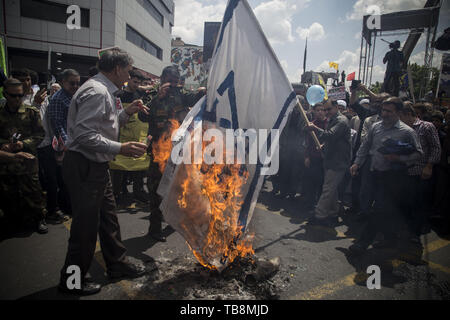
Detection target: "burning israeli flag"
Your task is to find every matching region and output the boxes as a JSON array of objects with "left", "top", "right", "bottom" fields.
[{"left": 158, "top": 0, "right": 297, "bottom": 271}]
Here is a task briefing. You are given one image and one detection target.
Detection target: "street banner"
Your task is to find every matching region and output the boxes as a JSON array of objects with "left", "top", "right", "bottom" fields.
[
  {"left": 328, "top": 86, "right": 346, "bottom": 101},
  {"left": 318, "top": 74, "right": 328, "bottom": 100},
  {"left": 0, "top": 35, "right": 7, "bottom": 76},
  {"left": 158, "top": 0, "right": 297, "bottom": 271}
]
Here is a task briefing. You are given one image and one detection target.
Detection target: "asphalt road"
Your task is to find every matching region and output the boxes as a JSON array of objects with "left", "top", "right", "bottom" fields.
[{"left": 1, "top": 179, "right": 449, "bottom": 301}]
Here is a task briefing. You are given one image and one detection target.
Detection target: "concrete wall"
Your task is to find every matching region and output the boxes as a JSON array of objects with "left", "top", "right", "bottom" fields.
[
  {"left": 115, "top": 0, "right": 172, "bottom": 76},
  {"left": 0, "top": 0, "right": 173, "bottom": 75},
  {"left": 0, "top": 0, "right": 112, "bottom": 57}
]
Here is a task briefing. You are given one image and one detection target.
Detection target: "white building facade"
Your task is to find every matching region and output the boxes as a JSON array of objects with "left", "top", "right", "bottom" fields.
[{"left": 0, "top": 0, "right": 174, "bottom": 79}]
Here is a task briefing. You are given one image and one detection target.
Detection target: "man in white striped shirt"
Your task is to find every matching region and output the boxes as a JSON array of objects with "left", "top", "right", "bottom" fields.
[{"left": 59, "top": 48, "right": 150, "bottom": 296}]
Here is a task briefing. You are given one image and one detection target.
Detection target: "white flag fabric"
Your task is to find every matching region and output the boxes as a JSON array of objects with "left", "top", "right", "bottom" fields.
[{"left": 159, "top": 0, "right": 297, "bottom": 271}]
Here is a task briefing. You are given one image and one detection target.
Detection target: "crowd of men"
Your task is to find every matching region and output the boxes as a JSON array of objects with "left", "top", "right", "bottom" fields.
[
  {"left": 0, "top": 46, "right": 449, "bottom": 295},
  {"left": 0, "top": 48, "right": 209, "bottom": 295},
  {"left": 276, "top": 80, "right": 450, "bottom": 255}
]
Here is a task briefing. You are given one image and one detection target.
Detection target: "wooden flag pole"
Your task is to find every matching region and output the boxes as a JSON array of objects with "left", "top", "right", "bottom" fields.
[{"left": 295, "top": 99, "right": 322, "bottom": 152}]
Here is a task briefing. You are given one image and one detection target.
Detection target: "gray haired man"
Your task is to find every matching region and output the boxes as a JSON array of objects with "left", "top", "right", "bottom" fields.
[{"left": 58, "top": 49, "right": 150, "bottom": 296}]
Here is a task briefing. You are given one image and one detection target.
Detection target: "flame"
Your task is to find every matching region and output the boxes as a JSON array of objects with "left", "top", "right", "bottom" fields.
[
  {"left": 177, "top": 128, "right": 254, "bottom": 270},
  {"left": 152, "top": 119, "right": 180, "bottom": 173}
]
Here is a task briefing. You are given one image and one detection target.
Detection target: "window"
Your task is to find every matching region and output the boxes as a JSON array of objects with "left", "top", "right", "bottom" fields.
[
  {"left": 159, "top": 0, "right": 172, "bottom": 14},
  {"left": 20, "top": 0, "right": 90, "bottom": 28},
  {"left": 142, "top": 0, "right": 164, "bottom": 27},
  {"left": 126, "top": 24, "right": 163, "bottom": 60}
]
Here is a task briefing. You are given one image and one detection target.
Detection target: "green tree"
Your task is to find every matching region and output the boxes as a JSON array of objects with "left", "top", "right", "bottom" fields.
[
  {"left": 409, "top": 63, "right": 439, "bottom": 99},
  {"left": 370, "top": 81, "right": 383, "bottom": 94}
]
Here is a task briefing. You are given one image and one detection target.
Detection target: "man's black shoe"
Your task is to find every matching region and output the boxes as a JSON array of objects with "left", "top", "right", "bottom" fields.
[
  {"left": 349, "top": 242, "right": 367, "bottom": 255},
  {"left": 37, "top": 219, "right": 48, "bottom": 234},
  {"left": 58, "top": 280, "right": 101, "bottom": 296},
  {"left": 46, "top": 211, "right": 68, "bottom": 224},
  {"left": 107, "top": 260, "right": 146, "bottom": 279}
]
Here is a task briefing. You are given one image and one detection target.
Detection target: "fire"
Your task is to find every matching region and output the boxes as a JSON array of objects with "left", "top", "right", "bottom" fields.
[
  {"left": 152, "top": 119, "right": 180, "bottom": 173},
  {"left": 177, "top": 129, "right": 255, "bottom": 271}
]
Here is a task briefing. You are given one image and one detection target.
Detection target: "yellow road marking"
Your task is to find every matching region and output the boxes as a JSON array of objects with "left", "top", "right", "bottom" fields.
[
  {"left": 423, "top": 239, "right": 450, "bottom": 254},
  {"left": 292, "top": 273, "right": 359, "bottom": 300},
  {"left": 425, "top": 260, "right": 450, "bottom": 274},
  {"left": 290, "top": 238, "right": 450, "bottom": 300}
]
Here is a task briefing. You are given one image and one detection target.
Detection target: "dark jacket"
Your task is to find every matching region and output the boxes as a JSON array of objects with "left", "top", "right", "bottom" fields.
[{"left": 316, "top": 112, "right": 351, "bottom": 171}]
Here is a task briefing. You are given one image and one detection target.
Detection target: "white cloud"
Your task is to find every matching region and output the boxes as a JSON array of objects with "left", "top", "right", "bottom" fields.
[
  {"left": 279, "top": 59, "right": 303, "bottom": 83},
  {"left": 172, "top": 0, "right": 309, "bottom": 46},
  {"left": 409, "top": 51, "right": 443, "bottom": 69},
  {"left": 347, "top": 0, "right": 427, "bottom": 21},
  {"left": 371, "top": 65, "right": 386, "bottom": 83},
  {"left": 254, "top": 0, "right": 298, "bottom": 45},
  {"left": 312, "top": 47, "right": 388, "bottom": 85},
  {"left": 296, "top": 22, "right": 326, "bottom": 41},
  {"left": 314, "top": 49, "right": 360, "bottom": 74},
  {"left": 172, "top": 0, "right": 226, "bottom": 45},
  {"left": 280, "top": 59, "right": 289, "bottom": 72}
]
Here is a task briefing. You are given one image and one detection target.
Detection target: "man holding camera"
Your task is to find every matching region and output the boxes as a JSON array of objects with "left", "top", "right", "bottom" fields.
[
  {"left": 138, "top": 66, "right": 205, "bottom": 242},
  {"left": 382, "top": 40, "right": 404, "bottom": 97}
]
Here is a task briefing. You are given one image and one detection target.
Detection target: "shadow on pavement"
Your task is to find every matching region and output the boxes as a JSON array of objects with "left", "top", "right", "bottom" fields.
[
  {"left": 335, "top": 240, "right": 427, "bottom": 290},
  {"left": 122, "top": 226, "right": 175, "bottom": 263}
]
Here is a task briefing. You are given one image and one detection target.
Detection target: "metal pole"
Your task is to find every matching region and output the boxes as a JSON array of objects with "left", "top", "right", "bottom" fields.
[
  {"left": 407, "top": 63, "right": 416, "bottom": 104},
  {"left": 47, "top": 46, "right": 52, "bottom": 89},
  {"left": 369, "top": 32, "right": 377, "bottom": 87},
  {"left": 358, "top": 32, "right": 364, "bottom": 80},
  {"left": 362, "top": 38, "right": 368, "bottom": 85},
  {"left": 296, "top": 100, "right": 322, "bottom": 153},
  {"left": 420, "top": 26, "right": 432, "bottom": 99}
]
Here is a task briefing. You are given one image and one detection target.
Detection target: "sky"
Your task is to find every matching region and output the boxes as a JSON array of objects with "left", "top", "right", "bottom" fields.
[{"left": 172, "top": 0, "right": 450, "bottom": 85}]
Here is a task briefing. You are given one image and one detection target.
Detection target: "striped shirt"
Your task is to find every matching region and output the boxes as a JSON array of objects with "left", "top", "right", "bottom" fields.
[
  {"left": 408, "top": 119, "right": 441, "bottom": 176},
  {"left": 65, "top": 73, "right": 130, "bottom": 163},
  {"left": 47, "top": 88, "right": 73, "bottom": 143}
]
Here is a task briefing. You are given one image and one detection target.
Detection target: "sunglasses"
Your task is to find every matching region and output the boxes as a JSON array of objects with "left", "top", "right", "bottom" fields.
[{"left": 5, "top": 92, "right": 24, "bottom": 98}]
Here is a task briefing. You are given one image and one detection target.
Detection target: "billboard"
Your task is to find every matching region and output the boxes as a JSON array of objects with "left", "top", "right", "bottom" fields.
[{"left": 171, "top": 46, "right": 206, "bottom": 89}]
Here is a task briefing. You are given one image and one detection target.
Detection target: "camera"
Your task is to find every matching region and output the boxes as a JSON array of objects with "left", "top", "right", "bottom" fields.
[
  {"left": 389, "top": 41, "right": 401, "bottom": 50},
  {"left": 351, "top": 80, "right": 361, "bottom": 90},
  {"left": 39, "top": 83, "right": 50, "bottom": 95}
]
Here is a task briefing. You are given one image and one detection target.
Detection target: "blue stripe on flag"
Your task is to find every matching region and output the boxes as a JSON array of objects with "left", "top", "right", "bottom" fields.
[
  {"left": 215, "top": 0, "right": 240, "bottom": 55},
  {"left": 238, "top": 91, "right": 297, "bottom": 231}
]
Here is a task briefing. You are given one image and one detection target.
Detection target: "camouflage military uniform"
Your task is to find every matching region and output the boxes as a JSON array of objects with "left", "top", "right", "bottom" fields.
[
  {"left": 138, "top": 87, "right": 204, "bottom": 234},
  {"left": 0, "top": 104, "right": 46, "bottom": 229}
]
